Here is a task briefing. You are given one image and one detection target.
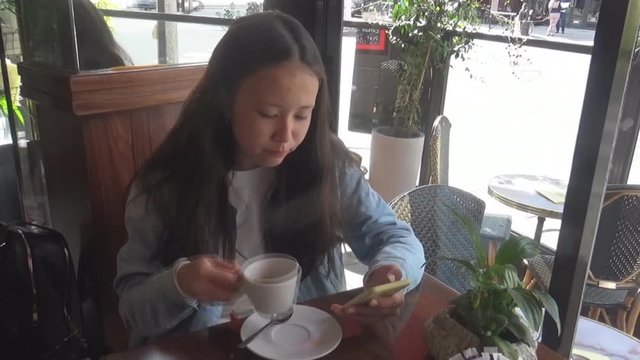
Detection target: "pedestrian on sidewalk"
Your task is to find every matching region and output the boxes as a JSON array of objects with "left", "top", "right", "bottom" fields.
[
  {"left": 556, "top": 0, "right": 571, "bottom": 34},
  {"left": 547, "top": 0, "right": 561, "bottom": 36}
]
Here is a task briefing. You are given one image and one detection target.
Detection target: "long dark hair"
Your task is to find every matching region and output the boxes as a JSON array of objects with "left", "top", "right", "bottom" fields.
[
  {"left": 73, "top": 0, "right": 132, "bottom": 70},
  {"left": 136, "top": 11, "right": 350, "bottom": 278}
]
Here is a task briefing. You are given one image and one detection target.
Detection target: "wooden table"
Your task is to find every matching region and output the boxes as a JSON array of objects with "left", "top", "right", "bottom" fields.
[
  {"left": 103, "top": 274, "right": 564, "bottom": 360},
  {"left": 488, "top": 174, "right": 566, "bottom": 243}
]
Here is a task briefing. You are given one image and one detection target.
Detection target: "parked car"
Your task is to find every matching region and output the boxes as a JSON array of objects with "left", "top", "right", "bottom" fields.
[
  {"left": 131, "top": 0, "right": 156, "bottom": 11},
  {"left": 181, "top": 0, "right": 204, "bottom": 13},
  {"left": 130, "top": 0, "right": 204, "bottom": 13}
]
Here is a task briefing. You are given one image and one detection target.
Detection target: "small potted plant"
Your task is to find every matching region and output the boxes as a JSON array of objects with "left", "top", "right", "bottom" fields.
[
  {"left": 0, "top": 0, "right": 15, "bottom": 12},
  {"left": 423, "top": 210, "right": 561, "bottom": 360},
  {"left": 368, "top": 0, "right": 480, "bottom": 201}
]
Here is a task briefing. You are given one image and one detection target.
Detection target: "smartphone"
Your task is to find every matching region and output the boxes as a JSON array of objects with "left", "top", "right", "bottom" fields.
[{"left": 345, "top": 279, "right": 411, "bottom": 306}]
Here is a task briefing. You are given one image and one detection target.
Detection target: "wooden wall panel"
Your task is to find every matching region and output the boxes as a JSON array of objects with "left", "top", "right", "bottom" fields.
[
  {"left": 73, "top": 81, "right": 194, "bottom": 116},
  {"left": 70, "top": 66, "right": 204, "bottom": 116},
  {"left": 70, "top": 65, "right": 204, "bottom": 92},
  {"left": 82, "top": 112, "right": 136, "bottom": 351},
  {"left": 131, "top": 103, "right": 182, "bottom": 170},
  {"left": 19, "top": 63, "right": 204, "bottom": 117},
  {"left": 84, "top": 104, "right": 183, "bottom": 351},
  {"left": 19, "top": 63, "right": 205, "bottom": 353}
]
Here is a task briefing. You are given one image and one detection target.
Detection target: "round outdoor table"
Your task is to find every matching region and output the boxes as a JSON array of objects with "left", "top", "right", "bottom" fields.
[
  {"left": 488, "top": 174, "right": 566, "bottom": 242},
  {"left": 573, "top": 316, "right": 640, "bottom": 359}
]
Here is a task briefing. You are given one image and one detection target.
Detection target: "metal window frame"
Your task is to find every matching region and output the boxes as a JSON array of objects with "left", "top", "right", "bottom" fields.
[
  {"left": 607, "top": 33, "right": 640, "bottom": 184},
  {"left": 100, "top": 9, "right": 235, "bottom": 26},
  {"left": 349, "top": 4, "right": 639, "bottom": 355},
  {"left": 541, "top": 0, "right": 640, "bottom": 355}
]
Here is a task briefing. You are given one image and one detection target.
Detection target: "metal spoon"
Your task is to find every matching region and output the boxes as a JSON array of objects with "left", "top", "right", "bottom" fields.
[{"left": 238, "top": 308, "right": 294, "bottom": 349}]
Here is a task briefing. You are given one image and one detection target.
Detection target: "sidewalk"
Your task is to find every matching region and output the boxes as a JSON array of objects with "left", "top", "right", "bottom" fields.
[{"left": 476, "top": 23, "right": 595, "bottom": 46}]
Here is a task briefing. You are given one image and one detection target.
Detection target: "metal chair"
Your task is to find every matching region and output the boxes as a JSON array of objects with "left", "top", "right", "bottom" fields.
[
  {"left": 427, "top": 115, "right": 512, "bottom": 246},
  {"left": 527, "top": 185, "right": 640, "bottom": 334},
  {"left": 389, "top": 185, "right": 485, "bottom": 293},
  {"left": 428, "top": 115, "right": 451, "bottom": 186}
]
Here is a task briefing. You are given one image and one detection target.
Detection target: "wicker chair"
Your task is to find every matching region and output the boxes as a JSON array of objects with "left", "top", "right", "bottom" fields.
[
  {"left": 427, "top": 115, "right": 512, "bottom": 245},
  {"left": 527, "top": 185, "right": 640, "bottom": 334},
  {"left": 389, "top": 185, "right": 485, "bottom": 293},
  {"left": 428, "top": 115, "right": 451, "bottom": 186}
]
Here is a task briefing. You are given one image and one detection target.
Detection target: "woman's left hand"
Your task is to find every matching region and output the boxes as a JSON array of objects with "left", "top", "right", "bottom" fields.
[{"left": 331, "top": 264, "right": 405, "bottom": 320}]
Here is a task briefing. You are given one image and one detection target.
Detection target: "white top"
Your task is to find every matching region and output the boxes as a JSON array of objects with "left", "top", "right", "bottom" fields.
[
  {"left": 223, "top": 166, "right": 275, "bottom": 318},
  {"left": 228, "top": 166, "right": 275, "bottom": 262},
  {"left": 171, "top": 166, "right": 275, "bottom": 318}
]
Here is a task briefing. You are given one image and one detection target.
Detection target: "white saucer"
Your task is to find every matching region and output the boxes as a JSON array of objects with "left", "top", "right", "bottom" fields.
[{"left": 240, "top": 304, "right": 342, "bottom": 360}]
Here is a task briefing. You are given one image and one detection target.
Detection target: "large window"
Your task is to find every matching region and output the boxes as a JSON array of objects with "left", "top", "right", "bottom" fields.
[
  {"left": 444, "top": 39, "right": 591, "bottom": 251},
  {"left": 338, "top": 22, "right": 595, "bottom": 250},
  {"left": 337, "top": 0, "right": 640, "bottom": 348},
  {"left": 108, "top": 17, "right": 228, "bottom": 65},
  {"left": 74, "top": 0, "right": 265, "bottom": 69}
]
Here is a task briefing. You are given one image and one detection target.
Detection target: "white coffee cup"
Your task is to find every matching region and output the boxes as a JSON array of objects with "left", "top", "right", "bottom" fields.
[{"left": 241, "top": 254, "right": 301, "bottom": 317}]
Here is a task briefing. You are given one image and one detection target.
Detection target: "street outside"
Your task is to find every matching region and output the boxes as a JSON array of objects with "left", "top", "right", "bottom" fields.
[
  {"left": 109, "top": 13, "right": 639, "bottom": 254},
  {"left": 338, "top": 23, "right": 625, "bottom": 253},
  {"left": 110, "top": 10, "right": 229, "bottom": 65}
]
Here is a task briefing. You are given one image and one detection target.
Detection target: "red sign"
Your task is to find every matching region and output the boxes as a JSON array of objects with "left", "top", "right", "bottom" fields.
[{"left": 356, "top": 28, "right": 387, "bottom": 52}]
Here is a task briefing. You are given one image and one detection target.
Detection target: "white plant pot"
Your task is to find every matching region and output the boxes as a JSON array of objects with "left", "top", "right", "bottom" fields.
[
  {"left": 369, "top": 126, "right": 425, "bottom": 202},
  {"left": 0, "top": 10, "right": 17, "bottom": 31}
]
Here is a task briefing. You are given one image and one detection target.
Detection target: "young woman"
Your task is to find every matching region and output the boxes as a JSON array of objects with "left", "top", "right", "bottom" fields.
[
  {"left": 547, "top": 0, "right": 562, "bottom": 36},
  {"left": 114, "top": 11, "right": 425, "bottom": 345}
]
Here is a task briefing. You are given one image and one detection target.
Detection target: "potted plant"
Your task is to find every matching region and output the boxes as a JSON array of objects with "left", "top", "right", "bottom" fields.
[
  {"left": 0, "top": 0, "right": 15, "bottom": 12},
  {"left": 368, "top": 0, "right": 480, "bottom": 201},
  {"left": 0, "top": 0, "right": 17, "bottom": 29},
  {"left": 423, "top": 211, "right": 561, "bottom": 360}
]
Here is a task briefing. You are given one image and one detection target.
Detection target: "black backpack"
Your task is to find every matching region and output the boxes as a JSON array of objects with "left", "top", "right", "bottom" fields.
[{"left": 0, "top": 223, "right": 87, "bottom": 359}]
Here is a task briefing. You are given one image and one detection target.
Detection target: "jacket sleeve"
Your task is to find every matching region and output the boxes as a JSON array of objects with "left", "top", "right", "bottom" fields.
[
  {"left": 340, "top": 166, "right": 425, "bottom": 291},
  {"left": 113, "top": 185, "right": 198, "bottom": 337}
]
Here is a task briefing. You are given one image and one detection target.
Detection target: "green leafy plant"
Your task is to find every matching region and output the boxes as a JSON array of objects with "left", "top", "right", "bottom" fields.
[
  {"left": 0, "top": 0, "right": 16, "bottom": 13},
  {"left": 95, "top": 0, "right": 120, "bottom": 30},
  {"left": 384, "top": 0, "right": 480, "bottom": 135},
  {"left": 246, "top": 1, "right": 262, "bottom": 16},
  {"left": 445, "top": 210, "right": 561, "bottom": 360},
  {"left": 0, "top": 95, "right": 24, "bottom": 125},
  {"left": 219, "top": 2, "right": 240, "bottom": 19}
]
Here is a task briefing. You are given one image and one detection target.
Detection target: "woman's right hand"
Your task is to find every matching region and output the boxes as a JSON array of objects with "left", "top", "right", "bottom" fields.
[{"left": 176, "top": 256, "right": 243, "bottom": 303}]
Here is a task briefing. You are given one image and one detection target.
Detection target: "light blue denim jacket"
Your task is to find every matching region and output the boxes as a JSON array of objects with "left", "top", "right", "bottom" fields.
[{"left": 114, "top": 166, "right": 425, "bottom": 346}]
